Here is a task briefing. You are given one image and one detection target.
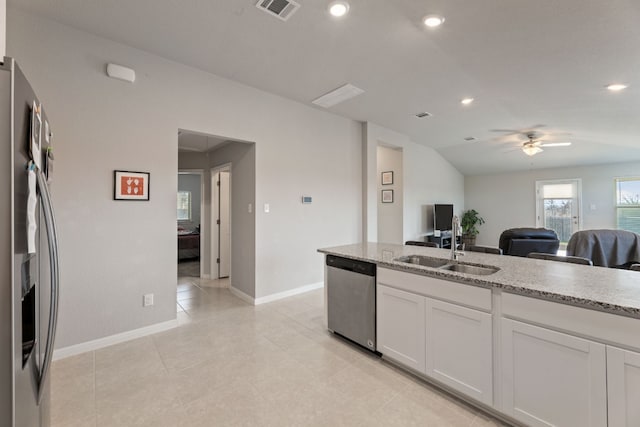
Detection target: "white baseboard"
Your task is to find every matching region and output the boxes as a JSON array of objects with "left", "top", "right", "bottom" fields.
[
  {"left": 229, "top": 282, "right": 324, "bottom": 305},
  {"left": 53, "top": 319, "right": 178, "bottom": 361},
  {"left": 229, "top": 286, "right": 255, "bottom": 305},
  {"left": 256, "top": 282, "right": 324, "bottom": 305}
]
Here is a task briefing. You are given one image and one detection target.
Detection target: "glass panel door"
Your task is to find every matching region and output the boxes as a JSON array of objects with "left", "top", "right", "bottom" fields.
[{"left": 536, "top": 179, "right": 582, "bottom": 248}]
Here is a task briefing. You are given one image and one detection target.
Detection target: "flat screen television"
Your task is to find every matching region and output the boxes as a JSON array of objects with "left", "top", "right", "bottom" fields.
[{"left": 434, "top": 204, "right": 454, "bottom": 231}]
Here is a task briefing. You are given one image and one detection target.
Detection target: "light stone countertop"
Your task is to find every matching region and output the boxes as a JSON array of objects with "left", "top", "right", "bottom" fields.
[{"left": 318, "top": 242, "right": 640, "bottom": 319}]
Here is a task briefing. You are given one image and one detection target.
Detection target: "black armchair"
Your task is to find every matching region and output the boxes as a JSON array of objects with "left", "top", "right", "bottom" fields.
[{"left": 499, "top": 228, "right": 560, "bottom": 257}]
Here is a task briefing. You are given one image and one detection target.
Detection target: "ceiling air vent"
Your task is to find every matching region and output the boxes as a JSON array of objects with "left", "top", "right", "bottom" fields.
[
  {"left": 256, "top": 0, "right": 301, "bottom": 21},
  {"left": 415, "top": 112, "right": 432, "bottom": 118},
  {"left": 464, "top": 136, "right": 477, "bottom": 141}
]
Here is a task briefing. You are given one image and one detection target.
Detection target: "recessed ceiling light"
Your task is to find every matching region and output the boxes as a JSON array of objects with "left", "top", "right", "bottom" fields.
[
  {"left": 461, "top": 97, "right": 474, "bottom": 105},
  {"left": 329, "top": 1, "right": 349, "bottom": 17},
  {"left": 607, "top": 83, "right": 628, "bottom": 92},
  {"left": 463, "top": 136, "right": 477, "bottom": 141},
  {"left": 423, "top": 14, "right": 445, "bottom": 28},
  {"left": 415, "top": 112, "right": 432, "bottom": 118}
]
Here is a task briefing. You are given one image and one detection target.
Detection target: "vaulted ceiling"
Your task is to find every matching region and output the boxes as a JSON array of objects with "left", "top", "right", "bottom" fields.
[{"left": 11, "top": 0, "right": 640, "bottom": 174}]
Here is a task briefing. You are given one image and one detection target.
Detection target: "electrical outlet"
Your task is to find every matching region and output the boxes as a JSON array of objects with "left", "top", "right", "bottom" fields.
[{"left": 143, "top": 293, "right": 154, "bottom": 307}]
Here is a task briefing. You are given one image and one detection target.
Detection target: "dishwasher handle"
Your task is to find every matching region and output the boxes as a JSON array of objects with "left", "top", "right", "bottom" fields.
[{"left": 326, "top": 255, "right": 376, "bottom": 277}]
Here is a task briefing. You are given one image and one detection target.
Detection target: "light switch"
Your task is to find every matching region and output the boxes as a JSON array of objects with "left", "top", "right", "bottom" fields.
[
  {"left": 264, "top": 203, "right": 270, "bottom": 213},
  {"left": 590, "top": 204, "right": 597, "bottom": 211},
  {"left": 248, "top": 203, "right": 252, "bottom": 213}
]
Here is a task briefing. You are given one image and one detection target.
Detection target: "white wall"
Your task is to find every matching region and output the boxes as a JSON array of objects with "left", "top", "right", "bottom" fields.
[
  {"left": 209, "top": 143, "right": 256, "bottom": 297},
  {"left": 8, "top": 8, "right": 361, "bottom": 347},
  {"left": 465, "top": 161, "right": 640, "bottom": 246},
  {"left": 177, "top": 173, "right": 201, "bottom": 229},
  {"left": 377, "top": 145, "right": 403, "bottom": 244},
  {"left": 364, "top": 122, "right": 465, "bottom": 243}
]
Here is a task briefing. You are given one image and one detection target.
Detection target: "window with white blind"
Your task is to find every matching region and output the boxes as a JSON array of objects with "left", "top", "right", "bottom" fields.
[
  {"left": 616, "top": 178, "right": 640, "bottom": 234},
  {"left": 177, "top": 191, "right": 191, "bottom": 221}
]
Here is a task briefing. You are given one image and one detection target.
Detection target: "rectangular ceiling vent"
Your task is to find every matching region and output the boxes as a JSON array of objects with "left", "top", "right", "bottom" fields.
[
  {"left": 312, "top": 84, "right": 365, "bottom": 108},
  {"left": 415, "top": 112, "right": 432, "bottom": 118},
  {"left": 256, "top": 0, "right": 301, "bottom": 21}
]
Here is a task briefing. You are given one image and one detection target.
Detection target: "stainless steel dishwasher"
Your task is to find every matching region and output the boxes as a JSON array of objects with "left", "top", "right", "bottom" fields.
[{"left": 326, "top": 255, "right": 377, "bottom": 352}]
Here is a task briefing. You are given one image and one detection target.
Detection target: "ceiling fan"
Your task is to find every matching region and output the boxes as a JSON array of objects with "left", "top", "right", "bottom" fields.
[{"left": 521, "top": 133, "right": 572, "bottom": 156}]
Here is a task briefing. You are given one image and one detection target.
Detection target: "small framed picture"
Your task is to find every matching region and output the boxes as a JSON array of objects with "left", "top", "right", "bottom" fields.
[
  {"left": 381, "top": 189, "right": 394, "bottom": 203},
  {"left": 381, "top": 171, "right": 394, "bottom": 185},
  {"left": 114, "top": 170, "right": 150, "bottom": 201}
]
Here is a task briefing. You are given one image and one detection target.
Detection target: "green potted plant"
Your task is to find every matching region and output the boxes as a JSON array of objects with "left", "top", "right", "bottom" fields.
[{"left": 461, "top": 209, "right": 485, "bottom": 247}]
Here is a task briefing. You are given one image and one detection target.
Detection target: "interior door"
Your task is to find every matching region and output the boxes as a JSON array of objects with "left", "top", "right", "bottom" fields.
[
  {"left": 536, "top": 179, "right": 581, "bottom": 248},
  {"left": 219, "top": 171, "right": 230, "bottom": 278}
]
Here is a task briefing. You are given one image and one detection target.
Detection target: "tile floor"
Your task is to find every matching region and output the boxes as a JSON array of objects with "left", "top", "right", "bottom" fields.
[{"left": 50, "top": 276, "right": 509, "bottom": 426}]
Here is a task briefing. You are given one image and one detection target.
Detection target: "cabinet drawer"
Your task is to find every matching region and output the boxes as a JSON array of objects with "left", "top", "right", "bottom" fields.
[
  {"left": 378, "top": 267, "right": 491, "bottom": 311},
  {"left": 502, "top": 292, "right": 640, "bottom": 351}
]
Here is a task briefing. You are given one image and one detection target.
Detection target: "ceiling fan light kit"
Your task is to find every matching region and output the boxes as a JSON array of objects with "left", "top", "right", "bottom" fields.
[{"left": 522, "top": 144, "right": 543, "bottom": 156}]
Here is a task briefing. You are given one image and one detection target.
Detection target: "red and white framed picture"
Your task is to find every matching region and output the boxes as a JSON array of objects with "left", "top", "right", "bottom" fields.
[{"left": 114, "top": 170, "right": 150, "bottom": 201}]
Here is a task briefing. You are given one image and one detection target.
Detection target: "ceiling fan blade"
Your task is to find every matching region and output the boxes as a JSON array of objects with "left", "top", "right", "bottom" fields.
[
  {"left": 539, "top": 142, "right": 572, "bottom": 147},
  {"left": 490, "top": 124, "right": 546, "bottom": 134}
]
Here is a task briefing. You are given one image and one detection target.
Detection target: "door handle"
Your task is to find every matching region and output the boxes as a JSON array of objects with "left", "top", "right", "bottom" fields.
[{"left": 35, "top": 168, "right": 60, "bottom": 403}]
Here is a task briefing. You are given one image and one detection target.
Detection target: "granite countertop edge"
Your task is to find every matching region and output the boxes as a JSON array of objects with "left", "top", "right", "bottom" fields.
[{"left": 318, "top": 244, "right": 640, "bottom": 320}]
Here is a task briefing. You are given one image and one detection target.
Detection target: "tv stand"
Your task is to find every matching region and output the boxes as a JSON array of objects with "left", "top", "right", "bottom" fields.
[{"left": 428, "top": 233, "right": 460, "bottom": 249}]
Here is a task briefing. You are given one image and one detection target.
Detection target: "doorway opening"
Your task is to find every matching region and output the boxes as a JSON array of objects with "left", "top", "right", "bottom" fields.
[
  {"left": 177, "top": 129, "right": 256, "bottom": 308},
  {"left": 377, "top": 144, "right": 404, "bottom": 244},
  {"left": 535, "top": 179, "right": 582, "bottom": 249},
  {"left": 212, "top": 164, "right": 231, "bottom": 279}
]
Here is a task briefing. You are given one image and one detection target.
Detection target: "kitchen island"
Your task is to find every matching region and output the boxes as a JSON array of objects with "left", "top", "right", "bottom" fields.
[{"left": 318, "top": 243, "right": 640, "bottom": 427}]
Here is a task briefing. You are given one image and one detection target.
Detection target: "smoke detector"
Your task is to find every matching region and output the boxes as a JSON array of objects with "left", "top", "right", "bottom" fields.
[{"left": 256, "top": 0, "right": 300, "bottom": 21}]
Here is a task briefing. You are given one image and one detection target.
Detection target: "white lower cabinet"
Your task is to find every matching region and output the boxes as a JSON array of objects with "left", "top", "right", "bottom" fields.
[
  {"left": 607, "top": 346, "right": 640, "bottom": 427},
  {"left": 425, "top": 298, "right": 493, "bottom": 406},
  {"left": 501, "top": 318, "right": 607, "bottom": 427},
  {"left": 377, "top": 282, "right": 493, "bottom": 405},
  {"left": 377, "top": 284, "right": 426, "bottom": 373}
]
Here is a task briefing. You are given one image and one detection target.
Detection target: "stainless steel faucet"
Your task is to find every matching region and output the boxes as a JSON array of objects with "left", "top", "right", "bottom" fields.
[{"left": 451, "top": 215, "right": 465, "bottom": 261}]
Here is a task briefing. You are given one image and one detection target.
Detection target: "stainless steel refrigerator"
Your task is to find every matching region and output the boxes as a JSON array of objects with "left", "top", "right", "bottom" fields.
[{"left": 1, "top": 57, "right": 60, "bottom": 427}]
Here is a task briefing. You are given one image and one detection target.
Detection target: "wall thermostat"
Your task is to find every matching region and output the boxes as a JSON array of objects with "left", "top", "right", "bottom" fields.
[{"left": 302, "top": 196, "right": 312, "bottom": 204}]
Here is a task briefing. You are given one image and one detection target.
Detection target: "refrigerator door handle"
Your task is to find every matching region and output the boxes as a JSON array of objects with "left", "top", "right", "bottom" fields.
[{"left": 35, "top": 168, "right": 60, "bottom": 403}]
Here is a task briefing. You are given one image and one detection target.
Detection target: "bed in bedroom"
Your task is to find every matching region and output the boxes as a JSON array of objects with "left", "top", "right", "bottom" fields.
[{"left": 178, "top": 228, "right": 200, "bottom": 261}]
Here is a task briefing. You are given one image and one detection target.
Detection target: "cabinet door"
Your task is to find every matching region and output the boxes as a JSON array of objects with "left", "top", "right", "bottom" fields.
[
  {"left": 607, "top": 346, "right": 640, "bottom": 427},
  {"left": 501, "top": 319, "right": 607, "bottom": 427},
  {"left": 425, "top": 298, "right": 493, "bottom": 406},
  {"left": 377, "top": 285, "right": 425, "bottom": 373}
]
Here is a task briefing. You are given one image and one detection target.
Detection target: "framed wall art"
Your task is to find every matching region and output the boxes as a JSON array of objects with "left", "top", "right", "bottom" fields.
[
  {"left": 114, "top": 170, "right": 150, "bottom": 201},
  {"left": 381, "top": 171, "right": 394, "bottom": 185},
  {"left": 382, "top": 189, "right": 394, "bottom": 203}
]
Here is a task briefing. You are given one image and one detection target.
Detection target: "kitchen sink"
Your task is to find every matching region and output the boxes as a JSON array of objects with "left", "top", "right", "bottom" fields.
[
  {"left": 394, "top": 255, "right": 500, "bottom": 276},
  {"left": 438, "top": 263, "right": 499, "bottom": 276},
  {"left": 394, "top": 256, "right": 450, "bottom": 268}
]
